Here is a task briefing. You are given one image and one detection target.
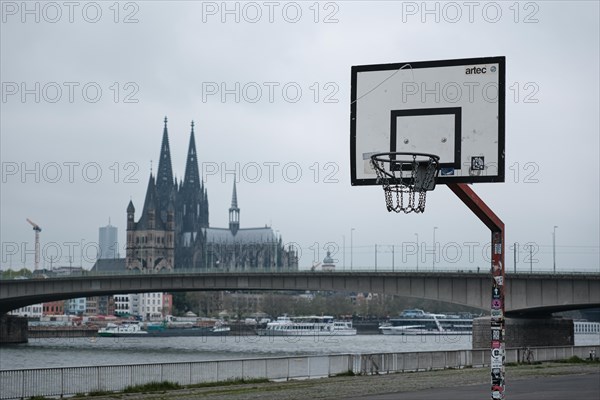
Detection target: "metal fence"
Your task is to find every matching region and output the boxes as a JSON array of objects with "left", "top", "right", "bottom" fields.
[{"left": 1, "top": 346, "right": 598, "bottom": 399}]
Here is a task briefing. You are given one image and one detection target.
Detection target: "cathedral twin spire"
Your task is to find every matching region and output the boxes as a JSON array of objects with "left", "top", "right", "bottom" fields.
[
  {"left": 155, "top": 117, "right": 201, "bottom": 190},
  {"left": 132, "top": 117, "right": 208, "bottom": 232}
]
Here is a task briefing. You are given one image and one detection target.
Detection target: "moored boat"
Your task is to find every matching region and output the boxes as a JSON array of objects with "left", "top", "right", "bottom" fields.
[
  {"left": 256, "top": 315, "right": 357, "bottom": 336},
  {"left": 97, "top": 321, "right": 230, "bottom": 337},
  {"left": 379, "top": 309, "right": 473, "bottom": 335},
  {"left": 98, "top": 322, "right": 147, "bottom": 337}
]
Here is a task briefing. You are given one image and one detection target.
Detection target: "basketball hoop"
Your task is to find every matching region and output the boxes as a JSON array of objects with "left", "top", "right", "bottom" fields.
[{"left": 370, "top": 152, "right": 440, "bottom": 213}]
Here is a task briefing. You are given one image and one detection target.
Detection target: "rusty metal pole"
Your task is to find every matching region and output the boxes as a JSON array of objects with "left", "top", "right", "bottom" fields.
[{"left": 447, "top": 183, "right": 505, "bottom": 400}]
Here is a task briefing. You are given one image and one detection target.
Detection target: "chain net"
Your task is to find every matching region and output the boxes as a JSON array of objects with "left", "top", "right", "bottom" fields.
[{"left": 370, "top": 153, "right": 440, "bottom": 214}]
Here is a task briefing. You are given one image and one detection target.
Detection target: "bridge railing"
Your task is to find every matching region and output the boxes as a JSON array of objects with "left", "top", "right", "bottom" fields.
[
  {"left": 1, "top": 345, "right": 598, "bottom": 400},
  {"left": 1, "top": 266, "right": 598, "bottom": 281}
]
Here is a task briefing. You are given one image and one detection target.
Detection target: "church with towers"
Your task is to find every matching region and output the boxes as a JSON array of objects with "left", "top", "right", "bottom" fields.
[{"left": 125, "top": 118, "right": 297, "bottom": 271}]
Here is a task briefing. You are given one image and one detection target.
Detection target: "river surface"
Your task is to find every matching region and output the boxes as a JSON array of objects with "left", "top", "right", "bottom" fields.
[{"left": 1, "top": 334, "right": 598, "bottom": 370}]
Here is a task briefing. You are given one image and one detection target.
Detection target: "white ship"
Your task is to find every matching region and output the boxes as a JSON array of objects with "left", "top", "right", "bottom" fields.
[
  {"left": 379, "top": 309, "right": 473, "bottom": 336},
  {"left": 98, "top": 321, "right": 147, "bottom": 337},
  {"left": 257, "top": 315, "right": 357, "bottom": 336}
]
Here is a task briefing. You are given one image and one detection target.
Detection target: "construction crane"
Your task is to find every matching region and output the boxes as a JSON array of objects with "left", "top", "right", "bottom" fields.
[{"left": 26, "top": 218, "right": 41, "bottom": 270}]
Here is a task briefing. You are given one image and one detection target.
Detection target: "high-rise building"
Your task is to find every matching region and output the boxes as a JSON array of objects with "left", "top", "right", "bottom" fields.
[{"left": 99, "top": 222, "right": 118, "bottom": 259}]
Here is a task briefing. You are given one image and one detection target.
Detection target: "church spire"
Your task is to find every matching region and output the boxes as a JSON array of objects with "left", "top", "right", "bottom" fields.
[
  {"left": 156, "top": 116, "right": 174, "bottom": 190},
  {"left": 182, "top": 120, "right": 200, "bottom": 189},
  {"left": 231, "top": 178, "right": 238, "bottom": 208},
  {"left": 229, "top": 177, "right": 240, "bottom": 235},
  {"left": 136, "top": 173, "right": 165, "bottom": 230},
  {"left": 142, "top": 173, "right": 157, "bottom": 211}
]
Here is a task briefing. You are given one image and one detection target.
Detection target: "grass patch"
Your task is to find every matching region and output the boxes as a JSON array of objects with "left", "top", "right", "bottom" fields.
[
  {"left": 70, "top": 379, "right": 270, "bottom": 398},
  {"left": 507, "top": 361, "right": 543, "bottom": 367},
  {"left": 334, "top": 370, "right": 356, "bottom": 377},
  {"left": 187, "top": 378, "right": 269, "bottom": 389},
  {"left": 88, "top": 390, "right": 115, "bottom": 396},
  {"left": 123, "top": 381, "right": 182, "bottom": 393},
  {"left": 28, "top": 397, "right": 49, "bottom": 400},
  {"left": 556, "top": 355, "right": 600, "bottom": 364}
]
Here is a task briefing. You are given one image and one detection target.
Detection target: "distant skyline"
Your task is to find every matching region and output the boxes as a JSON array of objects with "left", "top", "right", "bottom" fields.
[
  {"left": 1, "top": 1, "right": 598, "bottom": 272},
  {"left": 98, "top": 222, "right": 118, "bottom": 260}
]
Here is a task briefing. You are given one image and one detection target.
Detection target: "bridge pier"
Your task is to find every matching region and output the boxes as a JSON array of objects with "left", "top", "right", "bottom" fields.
[
  {"left": 473, "top": 316, "right": 574, "bottom": 349},
  {"left": 0, "top": 314, "right": 28, "bottom": 344}
]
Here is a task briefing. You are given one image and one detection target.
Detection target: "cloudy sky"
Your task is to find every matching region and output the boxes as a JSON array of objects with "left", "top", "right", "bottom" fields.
[{"left": 1, "top": 1, "right": 598, "bottom": 272}]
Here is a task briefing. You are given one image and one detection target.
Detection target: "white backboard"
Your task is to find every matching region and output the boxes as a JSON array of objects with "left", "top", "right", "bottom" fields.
[{"left": 351, "top": 56, "right": 505, "bottom": 185}]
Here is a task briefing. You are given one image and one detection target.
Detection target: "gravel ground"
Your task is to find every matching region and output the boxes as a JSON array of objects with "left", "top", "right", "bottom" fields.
[{"left": 81, "top": 363, "right": 599, "bottom": 400}]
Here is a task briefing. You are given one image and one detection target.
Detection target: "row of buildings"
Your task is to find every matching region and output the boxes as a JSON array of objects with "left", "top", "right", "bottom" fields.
[{"left": 10, "top": 292, "right": 173, "bottom": 321}]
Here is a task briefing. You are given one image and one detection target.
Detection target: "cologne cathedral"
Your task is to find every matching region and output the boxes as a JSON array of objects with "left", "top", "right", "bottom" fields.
[{"left": 125, "top": 118, "right": 298, "bottom": 271}]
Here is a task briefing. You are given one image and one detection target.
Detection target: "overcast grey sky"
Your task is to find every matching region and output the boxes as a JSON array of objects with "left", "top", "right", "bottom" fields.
[{"left": 1, "top": 1, "right": 598, "bottom": 272}]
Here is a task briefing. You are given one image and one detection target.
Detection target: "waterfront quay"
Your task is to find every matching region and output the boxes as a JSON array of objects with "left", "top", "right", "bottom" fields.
[{"left": 1, "top": 345, "right": 598, "bottom": 399}]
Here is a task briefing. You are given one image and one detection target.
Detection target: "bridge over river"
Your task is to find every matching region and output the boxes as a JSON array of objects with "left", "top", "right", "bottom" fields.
[{"left": 1, "top": 269, "right": 598, "bottom": 315}]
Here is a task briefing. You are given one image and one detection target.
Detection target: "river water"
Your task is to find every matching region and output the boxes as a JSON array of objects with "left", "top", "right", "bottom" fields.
[{"left": 1, "top": 334, "right": 599, "bottom": 370}]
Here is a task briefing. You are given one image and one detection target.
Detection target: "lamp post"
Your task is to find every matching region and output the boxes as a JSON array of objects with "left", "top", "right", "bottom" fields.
[
  {"left": 350, "top": 228, "right": 355, "bottom": 271},
  {"left": 275, "top": 230, "right": 280, "bottom": 267},
  {"left": 414, "top": 233, "right": 419, "bottom": 271},
  {"left": 553, "top": 226, "right": 558, "bottom": 273},
  {"left": 513, "top": 242, "right": 518, "bottom": 273},
  {"left": 529, "top": 244, "right": 533, "bottom": 273},
  {"left": 432, "top": 227, "right": 438, "bottom": 271},
  {"left": 374, "top": 244, "right": 378, "bottom": 271},
  {"left": 342, "top": 235, "right": 346, "bottom": 271}
]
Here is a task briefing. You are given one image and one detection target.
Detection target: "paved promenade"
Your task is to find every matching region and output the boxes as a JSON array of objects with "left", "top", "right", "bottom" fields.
[
  {"left": 82, "top": 362, "right": 599, "bottom": 400},
  {"left": 348, "top": 373, "right": 599, "bottom": 399}
]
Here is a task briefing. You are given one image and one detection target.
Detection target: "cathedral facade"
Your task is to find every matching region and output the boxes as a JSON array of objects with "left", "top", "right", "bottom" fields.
[
  {"left": 202, "top": 180, "right": 298, "bottom": 270},
  {"left": 125, "top": 118, "right": 297, "bottom": 271}
]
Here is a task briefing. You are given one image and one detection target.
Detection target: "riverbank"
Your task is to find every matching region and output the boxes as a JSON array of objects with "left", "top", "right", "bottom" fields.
[
  {"left": 3, "top": 345, "right": 598, "bottom": 399},
  {"left": 62, "top": 362, "right": 600, "bottom": 400}
]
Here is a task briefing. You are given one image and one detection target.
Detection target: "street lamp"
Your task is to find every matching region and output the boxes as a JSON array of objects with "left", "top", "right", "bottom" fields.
[
  {"left": 351, "top": 228, "right": 355, "bottom": 271},
  {"left": 414, "top": 233, "right": 419, "bottom": 271},
  {"left": 432, "top": 227, "right": 438, "bottom": 270},
  {"left": 528, "top": 244, "right": 533, "bottom": 273},
  {"left": 342, "top": 235, "right": 346, "bottom": 271},
  {"left": 553, "top": 226, "right": 558, "bottom": 273}
]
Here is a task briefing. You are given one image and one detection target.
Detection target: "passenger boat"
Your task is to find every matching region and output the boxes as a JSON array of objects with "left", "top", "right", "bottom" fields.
[
  {"left": 379, "top": 309, "right": 473, "bottom": 335},
  {"left": 256, "top": 315, "right": 357, "bottom": 336},
  {"left": 97, "top": 321, "right": 230, "bottom": 337},
  {"left": 98, "top": 321, "right": 148, "bottom": 337}
]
